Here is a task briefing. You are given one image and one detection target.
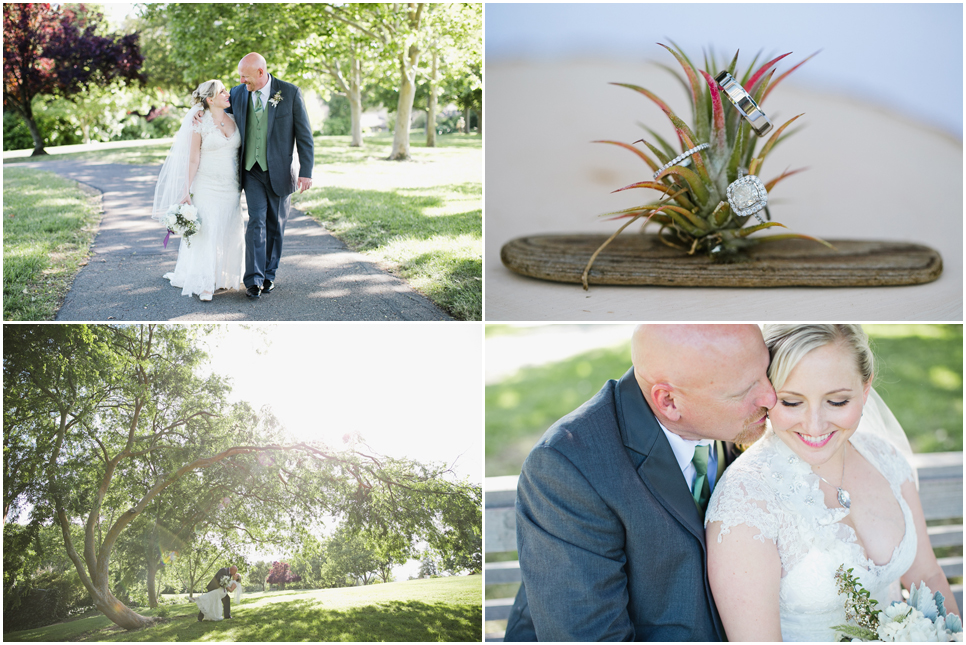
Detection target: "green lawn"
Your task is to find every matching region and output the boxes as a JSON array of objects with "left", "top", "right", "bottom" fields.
[
  {"left": 485, "top": 324, "right": 964, "bottom": 477},
  {"left": 5, "top": 576, "right": 481, "bottom": 642},
  {"left": 3, "top": 132, "right": 482, "bottom": 320},
  {"left": 3, "top": 166, "right": 102, "bottom": 321}
]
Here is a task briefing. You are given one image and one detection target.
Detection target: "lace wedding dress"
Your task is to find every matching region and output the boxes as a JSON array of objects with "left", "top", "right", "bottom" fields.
[
  {"left": 163, "top": 112, "right": 244, "bottom": 299},
  {"left": 706, "top": 429, "right": 917, "bottom": 641},
  {"left": 192, "top": 585, "right": 229, "bottom": 621}
]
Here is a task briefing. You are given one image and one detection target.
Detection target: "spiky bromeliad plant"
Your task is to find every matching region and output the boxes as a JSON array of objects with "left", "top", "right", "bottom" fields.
[{"left": 583, "top": 42, "right": 830, "bottom": 289}]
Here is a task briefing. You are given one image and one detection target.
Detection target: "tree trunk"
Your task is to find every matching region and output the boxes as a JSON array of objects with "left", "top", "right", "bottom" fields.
[
  {"left": 389, "top": 42, "right": 420, "bottom": 161},
  {"left": 463, "top": 106, "right": 470, "bottom": 134},
  {"left": 147, "top": 556, "right": 159, "bottom": 608},
  {"left": 477, "top": 106, "right": 482, "bottom": 138},
  {"left": 14, "top": 101, "right": 48, "bottom": 156},
  {"left": 349, "top": 55, "right": 364, "bottom": 148},
  {"left": 426, "top": 51, "right": 438, "bottom": 147},
  {"left": 91, "top": 582, "right": 156, "bottom": 630}
]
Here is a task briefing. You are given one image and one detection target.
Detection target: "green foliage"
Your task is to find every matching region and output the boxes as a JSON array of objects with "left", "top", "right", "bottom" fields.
[
  {"left": 322, "top": 95, "right": 353, "bottom": 136},
  {"left": 832, "top": 565, "right": 880, "bottom": 640},
  {"left": 6, "top": 577, "right": 481, "bottom": 642}
]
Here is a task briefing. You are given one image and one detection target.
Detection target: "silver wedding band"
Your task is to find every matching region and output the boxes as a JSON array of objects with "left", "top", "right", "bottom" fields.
[
  {"left": 715, "top": 71, "right": 773, "bottom": 137},
  {"left": 652, "top": 143, "right": 710, "bottom": 179}
]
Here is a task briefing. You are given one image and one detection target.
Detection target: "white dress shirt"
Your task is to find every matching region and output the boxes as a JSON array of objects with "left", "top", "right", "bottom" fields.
[
  {"left": 250, "top": 75, "right": 273, "bottom": 111},
  {"left": 658, "top": 421, "right": 719, "bottom": 494}
]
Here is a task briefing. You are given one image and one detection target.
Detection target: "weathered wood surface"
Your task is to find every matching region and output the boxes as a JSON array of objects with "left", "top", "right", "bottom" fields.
[{"left": 501, "top": 234, "right": 943, "bottom": 288}]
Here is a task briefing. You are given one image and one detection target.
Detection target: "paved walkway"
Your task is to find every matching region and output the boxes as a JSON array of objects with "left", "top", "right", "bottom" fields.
[{"left": 12, "top": 159, "right": 451, "bottom": 321}]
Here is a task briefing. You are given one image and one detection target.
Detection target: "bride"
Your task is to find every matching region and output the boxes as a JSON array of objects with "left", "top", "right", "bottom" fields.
[
  {"left": 706, "top": 324, "right": 960, "bottom": 641},
  {"left": 193, "top": 573, "right": 242, "bottom": 621},
  {"left": 152, "top": 80, "right": 244, "bottom": 301}
]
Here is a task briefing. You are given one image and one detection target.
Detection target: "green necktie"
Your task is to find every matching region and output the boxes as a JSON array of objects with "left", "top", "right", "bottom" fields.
[
  {"left": 692, "top": 443, "right": 712, "bottom": 515},
  {"left": 254, "top": 92, "right": 264, "bottom": 114}
]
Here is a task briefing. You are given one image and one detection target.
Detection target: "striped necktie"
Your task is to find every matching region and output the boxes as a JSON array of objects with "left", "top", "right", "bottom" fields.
[{"left": 254, "top": 91, "right": 263, "bottom": 114}]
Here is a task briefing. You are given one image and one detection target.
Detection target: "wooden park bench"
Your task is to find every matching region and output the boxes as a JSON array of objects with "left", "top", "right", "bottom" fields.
[{"left": 485, "top": 451, "right": 963, "bottom": 642}]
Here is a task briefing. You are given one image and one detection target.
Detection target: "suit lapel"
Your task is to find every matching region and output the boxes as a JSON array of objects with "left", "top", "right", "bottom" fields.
[
  {"left": 265, "top": 76, "right": 277, "bottom": 140},
  {"left": 615, "top": 368, "right": 705, "bottom": 542},
  {"left": 716, "top": 440, "right": 726, "bottom": 482}
]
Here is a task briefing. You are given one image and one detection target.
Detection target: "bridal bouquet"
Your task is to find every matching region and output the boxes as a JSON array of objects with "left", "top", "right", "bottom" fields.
[
  {"left": 161, "top": 203, "right": 201, "bottom": 248},
  {"left": 833, "top": 566, "right": 963, "bottom": 642},
  {"left": 219, "top": 575, "right": 232, "bottom": 590}
]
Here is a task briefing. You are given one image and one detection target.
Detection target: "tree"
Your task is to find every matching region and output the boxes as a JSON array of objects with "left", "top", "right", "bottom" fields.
[
  {"left": 425, "top": 480, "right": 481, "bottom": 574},
  {"left": 321, "top": 526, "right": 381, "bottom": 586},
  {"left": 4, "top": 324, "right": 469, "bottom": 631},
  {"left": 421, "top": 4, "right": 480, "bottom": 146},
  {"left": 265, "top": 561, "right": 301, "bottom": 591},
  {"left": 249, "top": 560, "right": 271, "bottom": 592},
  {"left": 417, "top": 551, "right": 438, "bottom": 578},
  {"left": 2, "top": 3, "right": 143, "bottom": 155}
]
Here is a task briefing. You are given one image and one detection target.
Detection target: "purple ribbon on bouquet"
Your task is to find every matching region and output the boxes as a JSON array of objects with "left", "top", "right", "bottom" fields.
[{"left": 163, "top": 229, "right": 172, "bottom": 248}]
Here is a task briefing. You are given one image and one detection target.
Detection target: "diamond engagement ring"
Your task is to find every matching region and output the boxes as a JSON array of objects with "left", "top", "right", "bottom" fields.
[
  {"left": 714, "top": 71, "right": 773, "bottom": 137},
  {"left": 727, "top": 170, "right": 768, "bottom": 224},
  {"left": 652, "top": 143, "right": 710, "bottom": 179}
]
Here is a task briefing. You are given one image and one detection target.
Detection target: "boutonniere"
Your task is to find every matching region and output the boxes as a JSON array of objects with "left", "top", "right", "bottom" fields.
[{"left": 269, "top": 91, "right": 282, "bottom": 108}]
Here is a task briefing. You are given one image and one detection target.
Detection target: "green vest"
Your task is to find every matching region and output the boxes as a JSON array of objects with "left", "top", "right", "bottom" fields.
[{"left": 244, "top": 91, "right": 269, "bottom": 171}]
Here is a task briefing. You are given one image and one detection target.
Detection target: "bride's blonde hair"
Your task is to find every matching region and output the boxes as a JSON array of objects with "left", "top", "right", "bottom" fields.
[
  {"left": 763, "top": 324, "right": 874, "bottom": 391},
  {"left": 191, "top": 80, "right": 225, "bottom": 112}
]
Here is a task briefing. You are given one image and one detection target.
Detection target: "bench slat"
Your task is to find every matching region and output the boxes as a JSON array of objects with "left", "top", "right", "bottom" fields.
[
  {"left": 485, "top": 560, "right": 523, "bottom": 584},
  {"left": 485, "top": 597, "right": 514, "bottom": 622},
  {"left": 939, "top": 556, "right": 963, "bottom": 579},
  {"left": 927, "top": 524, "right": 964, "bottom": 548},
  {"left": 486, "top": 506, "right": 517, "bottom": 553}
]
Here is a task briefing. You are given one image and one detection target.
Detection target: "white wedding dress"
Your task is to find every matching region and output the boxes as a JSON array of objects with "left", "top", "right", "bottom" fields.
[
  {"left": 163, "top": 112, "right": 244, "bottom": 298},
  {"left": 192, "top": 585, "right": 229, "bottom": 621},
  {"left": 706, "top": 429, "right": 917, "bottom": 641},
  {"left": 192, "top": 582, "right": 242, "bottom": 621}
]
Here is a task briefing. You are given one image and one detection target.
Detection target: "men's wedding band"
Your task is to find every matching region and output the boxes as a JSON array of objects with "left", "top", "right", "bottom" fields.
[
  {"left": 714, "top": 71, "right": 773, "bottom": 137},
  {"left": 653, "top": 143, "right": 710, "bottom": 179}
]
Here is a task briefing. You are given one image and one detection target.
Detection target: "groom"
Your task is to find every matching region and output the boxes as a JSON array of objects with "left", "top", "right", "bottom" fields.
[
  {"left": 504, "top": 325, "right": 777, "bottom": 641},
  {"left": 229, "top": 52, "right": 315, "bottom": 299},
  {"left": 199, "top": 564, "right": 237, "bottom": 621}
]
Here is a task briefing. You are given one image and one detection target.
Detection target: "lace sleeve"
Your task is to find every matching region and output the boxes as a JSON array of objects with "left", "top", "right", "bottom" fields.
[
  {"left": 706, "top": 466, "right": 780, "bottom": 545},
  {"left": 191, "top": 112, "right": 216, "bottom": 137},
  {"left": 854, "top": 432, "right": 915, "bottom": 489}
]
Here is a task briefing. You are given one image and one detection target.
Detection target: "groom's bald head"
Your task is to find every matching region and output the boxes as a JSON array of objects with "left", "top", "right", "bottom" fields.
[
  {"left": 632, "top": 325, "right": 776, "bottom": 444},
  {"left": 238, "top": 53, "right": 269, "bottom": 92}
]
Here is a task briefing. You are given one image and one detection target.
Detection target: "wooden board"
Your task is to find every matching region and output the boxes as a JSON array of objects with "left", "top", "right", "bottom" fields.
[{"left": 501, "top": 234, "right": 943, "bottom": 288}]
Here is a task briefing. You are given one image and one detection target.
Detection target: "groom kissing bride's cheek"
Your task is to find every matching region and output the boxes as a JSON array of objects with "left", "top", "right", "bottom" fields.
[{"left": 504, "top": 324, "right": 959, "bottom": 642}]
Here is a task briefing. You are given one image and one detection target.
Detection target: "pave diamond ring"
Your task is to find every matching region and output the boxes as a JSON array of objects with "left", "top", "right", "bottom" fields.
[
  {"left": 714, "top": 71, "right": 773, "bottom": 137},
  {"left": 727, "top": 170, "right": 768, "bottom": 224},
  {"left": 652, "top": 143, "right": 710, "bottom": 179}
]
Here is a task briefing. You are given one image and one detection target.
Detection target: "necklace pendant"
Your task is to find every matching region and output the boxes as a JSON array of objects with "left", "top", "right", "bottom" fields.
[{"left": 837, "top": 487, "right": 851, "bottom": 509}]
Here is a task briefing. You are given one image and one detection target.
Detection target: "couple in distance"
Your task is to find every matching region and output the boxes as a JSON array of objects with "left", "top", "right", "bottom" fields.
[
  {"left": 193, "top": 564, "right": 243, "bottom": 622},
  {"left": 152, "top": 52, "right": 314, "bottom": 302},
  {"left": 505, "top": 324, "right": 960, "bottom": 641}
]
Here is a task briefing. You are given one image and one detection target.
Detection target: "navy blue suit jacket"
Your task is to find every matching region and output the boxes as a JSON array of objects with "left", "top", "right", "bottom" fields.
[
  {"left": 504, "top": 368, "right": 734, "bottom": 641},
  {"left": 228, "top": 76, "right": 314, "bottom": 197}
]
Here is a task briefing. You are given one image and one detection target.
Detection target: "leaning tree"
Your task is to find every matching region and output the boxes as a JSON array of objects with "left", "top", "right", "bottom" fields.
[
  {"left": 3, "top": 324, "right": 473, "bottom": 631},
  {"left": 2, "top": 3, "right": 144, "bottom": 155}
]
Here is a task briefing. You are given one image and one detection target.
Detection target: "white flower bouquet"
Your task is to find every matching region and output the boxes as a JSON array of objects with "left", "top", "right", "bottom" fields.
[
  {"left": 219, "top": 574, "right": 231, "bottom": 589},
  {"left": 833, "top": 565, "right": 963, "bottom": 642},
  {"left": 161, "top": 203, "right": 201, "bottom": 247}
]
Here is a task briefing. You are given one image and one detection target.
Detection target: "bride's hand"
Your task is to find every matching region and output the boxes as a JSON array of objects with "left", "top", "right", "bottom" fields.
[{"left": 180, "top": 193, "right": 193, "bottom": 205}]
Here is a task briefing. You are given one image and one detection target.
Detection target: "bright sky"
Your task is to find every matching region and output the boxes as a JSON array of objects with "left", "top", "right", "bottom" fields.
[
  {"left": 200, "top": 324, "right": 482, "bottom": 485},
  {"left": 197, "top": 324, "right": 481, "bottom": 578}
]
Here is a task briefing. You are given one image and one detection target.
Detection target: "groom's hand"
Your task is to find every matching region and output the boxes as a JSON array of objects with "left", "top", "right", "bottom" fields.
[
  {"left": 192, "top": 111, "right": 204, "bottom": 127},
  {"left": 297, "top": 177, "right": 312, "bottom": 193}
]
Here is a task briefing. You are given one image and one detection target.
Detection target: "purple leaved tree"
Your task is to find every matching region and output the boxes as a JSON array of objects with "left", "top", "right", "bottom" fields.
[
  {"left": 3, "top": 3, "right": 144, "bottom": 155},
  {"left": 266, "top": 561, "right": 302, "bottom": 591}
]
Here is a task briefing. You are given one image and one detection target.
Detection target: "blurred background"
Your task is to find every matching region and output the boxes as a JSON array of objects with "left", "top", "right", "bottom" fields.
[
  {"left": 484, "top": 3, "right": 963, "bottom": 320},
  {"left": 486, "top": 324, "right": 963, "bottom": 477},
  {"left": 486, "top": 3, "right": 963, "bottom": 138}
]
